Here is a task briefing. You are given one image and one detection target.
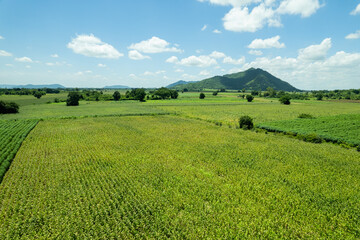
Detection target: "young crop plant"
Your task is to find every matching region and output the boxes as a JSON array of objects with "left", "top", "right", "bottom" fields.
[{"left": 0, "top": 119, "right": 38, "bottom": 182}]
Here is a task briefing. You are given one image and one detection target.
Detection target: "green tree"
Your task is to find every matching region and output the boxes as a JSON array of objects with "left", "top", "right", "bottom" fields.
[
  {"left": 239, "top": 115, "right": 254, "bottom": 130},
  {"left": 113, "top": 91, "right": 121, "bottom": 101},
  {"left": 279, "top": 95, "right": 291, "bottom": 105},
  {"left": 66, "top": 92, "right": 81, "bottom": 106},
  {"left": 213, "top": 91, "right": 218, "bottom": 96},
  {"left": 33, "top": 91, "right": 46, "bottom": 99},
  {"left": 170, "top": 90, "right": 179, "bottom": 99},
  {"left": 246, "top": 95, "right": 254, "bottom": 102},
  {"left": 0, "top": 101, "right": 19, "bottom": 114},
  {"left": 154, "top": 87, "right": 171, "bottom": 99},
  {"left": 266, "top": 87, "right": 277, "bottom": 98},
  {"left": 199, "top": 93, "right": 205, "bottom": 99}
]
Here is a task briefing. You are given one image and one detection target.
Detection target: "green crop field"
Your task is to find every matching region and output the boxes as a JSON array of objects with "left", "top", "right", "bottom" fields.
[
  {"left": 0, "top": 93, "right": 68, "bottom": 106},
  {"left": 0, "top": 119, "right": 38, "bottom": 182},
  {"left": 258, "top": 114, "right": 360, "bottom": 146},
  {"left": 0, "top": 115, "right": 359, "bottom": 239}
]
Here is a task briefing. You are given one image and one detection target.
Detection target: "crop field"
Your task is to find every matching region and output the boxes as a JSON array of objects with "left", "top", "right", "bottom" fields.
[
  {"left": 0, "top": 101, "right": 168, "bottom": 120},
  {"left": 258, "top": 114, "right": 360, "bottom": 146},
  {"left": 0, "top": 93, "right": 68, "bottom": 106},
  {"left": 0, "top": 116, "right": 359, "bottom": 239},
  {"left": 0, "top": 119, "right": 38, "bottom": 182},
  {"left": 153, "top": 100, "right": 360, "bottom": 125}
]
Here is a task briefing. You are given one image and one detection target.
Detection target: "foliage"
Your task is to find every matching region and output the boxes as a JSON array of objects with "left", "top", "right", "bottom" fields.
[
  {"left": 279, "top": 95, "right": 291, "bottom": 105},
  {"left": 33, "top": 91, "right": 46, "bottom": 99},
  {"left": 298, "top": 113, "right": 314, "bottom": 119},
  {"left": 246, "top": 95, "right": 254, "bottom": 102},
  {"left": 199, "top": 93, "right": 205, "bottom": 99},
  {"left": 239, "top": 115, "right": 254, "bottom": 129},
  {"left": 0, "top": 116, "right": 359, "bottom": 239},
  {"left": 126, "top": 88, "right": 146, "bottom": 101},
  {"left": 0, "top": 119, "right": 38, "bottom": 182},
  {"left": 213, "top": 91, "right": 218, "bottom": 96},
  {"left": 258, "top": 114, "right": 360, "bottom": 147},
  {"left": 113, "top": 91, "right": 121, "bottom": 101},
  {"left": 66, "top": 92, "right": 81, "bottom": 106},
  {"left": 0, "top": 101, "right": 19, "bottom": 114},
  {"left": 153, "top": 87, "right": 178, "bottom": 100}
]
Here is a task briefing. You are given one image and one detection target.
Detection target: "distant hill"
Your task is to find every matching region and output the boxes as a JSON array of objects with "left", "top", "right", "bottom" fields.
[
  {"left": 103, "top": 85, "right": 130, "bottom": 89},
  {"left": 0, "top": 84, "right": 65, "bottom": 89},
  {"left": 166, "top": 80, "right": 198, "bottom": 88},
  {"left": 172, "top": 68, "right": 299, "bottom": 91}
]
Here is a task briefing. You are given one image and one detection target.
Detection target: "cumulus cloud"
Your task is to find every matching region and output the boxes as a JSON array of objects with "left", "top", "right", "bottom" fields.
[
  {"left": 213, "top": 29, "right": 222, "bottom": 34},
  {"left": 199, "top": 70, "right": 211, "bottom": 76},
  {"left": 98, "top": 63, "right": 107, "bottom": 68},
  {"left": 345, "top": 30, "right": 360, "bottom": 40},
  {"left": 223, "top": 56, "right": 245, "bottom": 65},
  {"left": 350, "top": 3, "right": 360, "bottom": 15},
  {"left": 0, "top": 36, "right": 4, "bottom": 40},
  {"left": 197, "top": 0, "right": 261, "bottom": 7},
  {"left": 177, "top": 55, "right": 217, "bottom": 67},
  {"left": 277, "top": 0, "right": 321, "bottom": 17},
  {"left": 298, "top": 38, "right": 331, "bottom": 61},
  {"left": 67, "top": 34, "right": 123, "bottom": 59},
  {"left": 166, "top": 56, "right": 179, "bottom": 63},
  {"left": 15, "top": 56, "right": 33, "bottom": 62},
  {"left": 209, "top": 51, "right": 226, "bottom": 59},
  {"left": 248, "top": 50, "right": 263, "bottom": 55},
  {"left": 128, "top": 36, "right": 181, "bottom": 54},
  {"left": 5, "top": 64, "right": 13, "bottom": 67},
  {"left": 51, "top": 54, "right": 59, "bottom": 58},
  {"left": 223, "top": 4, "right": 276, "bottom": 32},
  {"left": 0, "top": 50, "right": 12, "bottom": 57},
  {"left": 128, "top": 50, "right": 151, "bottom": 60},
  {"left": 248, "top": 35, "right": 285, "bottom": 49}
]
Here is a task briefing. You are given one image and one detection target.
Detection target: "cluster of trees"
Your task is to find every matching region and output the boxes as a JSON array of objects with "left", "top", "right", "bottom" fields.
[
  {"left": 311, "top": 89, "right": 360, "bottom": 100},
  {"left": 0, "top": 88, "right": 60, "bottom": 96},
  {"left": 150, "top": 88, "right": 178, "bottom": 100},
  {"left": 0, "top": 101, "right": 19, "bottom": 114}
]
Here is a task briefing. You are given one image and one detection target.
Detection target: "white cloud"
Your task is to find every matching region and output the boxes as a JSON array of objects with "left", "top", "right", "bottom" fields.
[
  {"left": 166, "top": 56, "right": 179, "bottom": 63},
  {"left": 143, "top": 70, "right": 165, "bottom": 76},
  {"left": 128, "top": 36, "right": 181, "bottom": 54},
  {"left": 15, "top": 56, "right": 33, "bottom": 62},
  {"left": 277, "top": 0, "right": 321, "bottom": 18},
  {"left": 0, "top": 36, "right": 4, "bottom": 40},
  {"left": 346, "top": 30, "right": 360, "bottom": 40},
  {"left": 51, "top": 54, "right": 59, "bottom": 58},
  {"left": 223, "top": 56, "right": 245, "bottom": 65},
  {"left": 223, "top": 4, "right": 276, "bottom": 32},
  {"left": 298, "top": 38, "right": 331, "bottom": 61},
  {"left": 249, "top": 50, "right": 263, "bottom": 55},
  {"left": 98, "top": 63, "right": 107, "bottom": 68},
  {"left": 128, "top": 50, "right": 151, "bottom": 60},
  {"left": 213, "top": 29, "right": 222, "bottom": 34},
  {"left": 350, "top": 3, "right": 360, "bottom": 15},
  {"left": 46, "top": 62, "right": 55, "bottom": 66},
  {"left": 175, "top": 68, "right": 184, "bottom": 72},
  {"left": 177, "top": 55, "right": 217, "bottom": 67},
  {"left": 209, "top": 51, "right": 226, "bottom": 58},
  {"left": 129, "top": 74, "right": 136, "bottom": 78},
  {"left": 5, "top": 64, "right": 13, "bottom": 67},
  {"left": 248, "top": 35, "right": 285, "bottom": 49},
  {"left": 201, "top": 24, "right": 208, "bottom": 31},
  {"left": 67, "top": 34, "right": 123, "bottom": 59},
  {"left": 197, "top": 0, "right": 261, "bottom": 7},
  {"left": 199, "top": 70, "right": 211, "bottom": 76},
  {"left": 25, "top": 65, "right": 31, "bottom": 69},
  {"left": 0, "top": 50, "right": 12, "bottom": 57}
]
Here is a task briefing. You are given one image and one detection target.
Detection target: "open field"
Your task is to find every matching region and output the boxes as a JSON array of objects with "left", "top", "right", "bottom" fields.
[
  {"left": 0, "top": 119, "right": 38, "bottom": 181},
  {"left": 258, "top": 114, "right": 360, "bottom": 146},
  {"left": 0, "top": 116, "right": 359, "bottom": 239},
  {"left": 0, "top": 93, "right": 68, "bottom": 106}
]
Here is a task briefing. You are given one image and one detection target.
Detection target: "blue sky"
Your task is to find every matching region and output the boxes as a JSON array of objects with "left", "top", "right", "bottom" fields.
[{"left": 0, "top": 0, "right": 359, "bottom": 90}]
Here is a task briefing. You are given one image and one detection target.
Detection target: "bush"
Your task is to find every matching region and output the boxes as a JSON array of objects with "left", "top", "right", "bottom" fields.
[
  {"left": 113, "top": 91, "right": 121, "bottom": 101},
  {"left": 239, "top": 115, "right": 254, "bottom": 130},
  {"left": 212, "top": 91, "right": 218, "bottom": 96},
  {"left": 298, "top": 133, "right": 322, "bottom": 143},
  {"left": 0, "top": 101, "right": 19, "bottom": 114},
  {"left": 199, "top": 93, "right": 205, "bottom": 99},
  {"left": 246, "top": 95, "right": 254, "bottom": 102},
  {"left": 279, "top": 95, "right": 291, "bottom": 105},
  {"left": 298, "top": 113, "right": 314, "bottom": 119},
  {"left": 66, "top": 92, "right": 81, "bottom": 106}
]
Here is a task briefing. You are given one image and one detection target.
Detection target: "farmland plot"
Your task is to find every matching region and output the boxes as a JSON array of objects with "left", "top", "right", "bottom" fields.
[
  {"left": 0, "top": 119, "right": 38, "bottom": 182},
  {"left": 0, "top": 116, "right": 359, "bottom": 239}
]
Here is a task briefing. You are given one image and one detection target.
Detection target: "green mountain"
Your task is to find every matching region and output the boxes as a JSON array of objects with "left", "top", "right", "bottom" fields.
[
  {"left": 172, "top": 68, "right": 299, "bottom": 91},
  {"left": 166, "top": 80, "right": 198, "bottom": 88}
]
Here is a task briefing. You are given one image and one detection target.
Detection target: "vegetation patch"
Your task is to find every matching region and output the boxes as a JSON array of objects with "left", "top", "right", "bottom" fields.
[
  {"left": 258, "top": 114, "right": 360, "bottom": 147},
  {"left": 0, "top": 119, "right": 38, "bottom": 182}
]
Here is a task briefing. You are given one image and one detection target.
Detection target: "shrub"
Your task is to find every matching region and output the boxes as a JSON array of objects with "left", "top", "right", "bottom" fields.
[
  {"left": 298, "top": 113, "right": 314, "bottom": 119},
  {"left": 299, "top": 133, "right": 322, "bottom": 143},
  {"left": 279, "top": 95, "right": 291, "bottom": 105},
  {"left": 239, "top": 115, "right": 254, "bottom": 130},
  {"left": 66, "top": 92, "right": 81, "bottom": 106},
  {"left": 0, "top": 101, "right": 19, "bottom": 114},
  {"left": 199, "top": 93, "right": 205, "bottom": 99},
  {"left": 113, "top": 91, "right": 121, "bottom": 101},
  {"left": 213, "top": 91, "right": 218, "bottom": 96},
  {"left": 246, "top": 95, "right": 254, "bottom": 102}
]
